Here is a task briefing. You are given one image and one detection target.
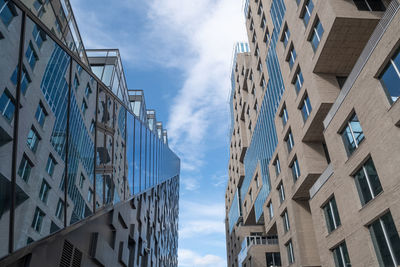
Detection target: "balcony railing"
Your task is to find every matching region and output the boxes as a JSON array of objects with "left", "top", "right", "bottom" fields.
[{"left": 238, "top": 236, "right": 279, "bottom": 266}]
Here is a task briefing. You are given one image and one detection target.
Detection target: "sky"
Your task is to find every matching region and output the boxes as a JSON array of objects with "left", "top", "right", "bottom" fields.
[{"left": 70, "top": 0, "right": 247, "bottom": 266}]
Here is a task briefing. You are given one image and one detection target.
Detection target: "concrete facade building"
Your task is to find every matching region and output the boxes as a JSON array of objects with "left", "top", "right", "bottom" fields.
[
  {"left": 226, "top": 0, "right": 400, "bottom": 266},
  {"left": 0, "top": 0, "right": 180, "bottom": 266}
]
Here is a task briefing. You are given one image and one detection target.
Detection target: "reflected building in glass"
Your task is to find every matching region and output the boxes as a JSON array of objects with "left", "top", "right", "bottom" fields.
[{"left": 0, "top": 0, "right": 180, "bottom": 266}]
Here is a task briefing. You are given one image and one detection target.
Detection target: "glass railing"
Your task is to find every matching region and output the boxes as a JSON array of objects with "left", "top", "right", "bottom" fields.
[{"left": 238, "top": 236, "right": 279, "bottom": 266}]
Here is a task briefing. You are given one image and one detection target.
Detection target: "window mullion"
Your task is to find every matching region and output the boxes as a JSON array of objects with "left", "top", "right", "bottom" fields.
[
  {"left": 363, "top": 166, "right": 375, "bottom": 198},
  {"left": 379, "top": 218, "right": 398, "bottom": 266},
  {"left": 391, "top": 59, "right": 400, "bottom": 78},
  {"left": 348, "top": 121, "right": 358, "bottom": 148},
  {"left": 339, "top": 245, "right": 346, "bottom": 267},
  {"left": 329, "top": 200, "right": 337, "bottom": 229}
]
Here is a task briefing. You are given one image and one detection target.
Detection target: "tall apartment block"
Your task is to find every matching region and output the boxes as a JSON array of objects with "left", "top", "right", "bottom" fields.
[
  {"left": 0, "top": 0, "right": 180, "bottom": 266},
  {"left": 226, "top": 0, "right": 400, "bottom": 266}
]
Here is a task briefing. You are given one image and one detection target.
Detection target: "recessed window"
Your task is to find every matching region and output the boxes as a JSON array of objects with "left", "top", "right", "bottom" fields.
[
  {"left": 341, "top": 113, "right": 364, "bottom": 156},
  {"left": 380, "top": 48, "right": 400, "bottom": 104},
  {"left": 261, "top": 14, "right": 266, "bottom": 29},
  {"left": 302, "top": 0, "right": 314, "bottom": 26},
  {"left": 257, "top": 1, "right": 263, "bottom": 15},
  {"left": 287, "top": 44, "right": 297, "bottom": 69},
  {"left": 55, "top": 199, "right": 64, "bottom": 220},
  {"left": 286, "top": 240, "right": 295, "bottom": 264},
  {"left": 85, "top": 83, "right": 92, "bottom": 98},
  {"left": 35, "top": 102, "right": 47, "bottom": 127},
  {"left": 39, "top": 179, "right": 50, "bottom": 204},
  {"left": 255, "top": 174, "right": 260, "bottom": 188},
  {"left": 293, "top": 67, "right": 304, "bottom": 93},
  {"left": 79, "top": 173, "right": 85, "bottom": 189},
  {"left": 268, "top": 202, "right": 274, "bottom": 220},
  {"left": 90, "top": 119, "right": 95, "bottom": 134},
  {"left": 88, "top": 188, "right": 93, "bottom": 202},
  {"left": 282, "top": 25, "right": 290, "bottom": 48},
  {"left": 264, "top": 29, "right": 270, "bottom": 45},
  {"left": 354, "top": 158, "right": 382, "bottom": 206},
  {"left": 300, "top": 93, "right": 312, "bottom": 122},
  {"left": 332, "top": 242, "right": 351, "bottom": 267},
  {"left": 46, "top": 154, "right": 56, "bottom": 176},
  {"left": 11, "top": 65, "right": 31, "bottom": 95},
  {"left": 257, "top": 59, "right": 262, "bottom": 72},
  {"left": 260, "top": 75, "right": 266, "bottom": 90},
  {"left": 252, "top": 31, "right": 257, "bottom": 44},
  {"left": 274, "top": 157, "right": 281, "bottom": 177},
  {"left": 0, "top": 89, "right": 15, "bottom": 122},
  {"left": 353, "top": 0, "right": 385, "bottom": 11},
  {"left": 285, "top": 129, "right": 294, "bottom": 153},
  {"left": 310, "top": 18, "right": 324, "bottom": 51},
  {"left": 291, "top": 157, "right": 301, "bottom": 182},
  {"left": 74, "top": 75, "right": 79, "bottom": 90},
  {"left": 31, "top": 207, "right": 45, "bottom": 232},
  {"left": 282, "top": 210, "right": 290, "bottom": 232},
  {"left": 81, "top": 100, "right": 88, "bottom": 115},
  {"left": 250, "top": 19, "right": 254, "bottom": 31},
  {"left": 18, "top": 154, "right": 32, "bottom": 182},
  {"left": 0, "top": 0, "right": 17, "bottom": 26},
  {"left": 25, "top": 42, "right": 38, "bottom": 70},
  {"left": 266, "top": 252, "right": 281, "bottom": 266},
  {"left": 323, "top": 196, "right": 341, "bottom": 233},
  {"left": 33, "top": 0, "right": 45, "bottom": 17},
  {"left": 32, "top": 24, "right": 45, "bottom": 49},
  {"left": 27, "top": 127, "right": 40, "bottom": 152},
  {"left": 278, "top": 182, "right": 285, "bottom": 204},
  {"left": 280, "top": 105, "right": 288, "bottom": 126},
  {"left": 369, "top": 211, "right": 400, "bottom": 267}
]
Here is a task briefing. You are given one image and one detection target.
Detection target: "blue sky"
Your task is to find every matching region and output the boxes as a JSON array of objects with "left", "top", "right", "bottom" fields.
[{"left": 71, "top": 0, "right": 247, "bottom": 265}]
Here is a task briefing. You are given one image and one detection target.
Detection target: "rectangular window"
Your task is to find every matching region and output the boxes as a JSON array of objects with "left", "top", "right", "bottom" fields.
[
  {"left": 261, "top": 14, "right": 266, "bottom": 29},
  {"left": 281, "top": 106, "right": 288, "bottom": 126},
  {"left": 0, "top": 90, "right": 15, "bottom": 122},
  {"left": 380, "top": 49, "right": 400, "bottom": 104},
  {"left": 39, "top": 179, "right": 50, "bottom": 204},
  {"left": 266, "top": 252, "right": 281, "bottom": 266},
  {"left": 291, "top": 157, "right": 301, "bottom": 182},
  {"left": 74, "top": 75, "right": 79, "bottom": 90},
  {"left": 79, "top": 173, "right": 85, "bottom": 189},
  {"left": 278, "top": 182, "right": 285, "bottom": 204},
  {"left": 255, "top": 175, "right": 260, "bottom": 188},
  {"left": 369, "top": 211, "right": 400, "bottom": 267},
  {"left": 302, "top": 0, "right": 314, "bottom": 26},
  {"left": 32, "top": 24, "right": 44, "bottom": 49},
  {"left": 81, "top": 100, "right": 87, "bottom": 115},
  {"left": 288, "top": 45, "right": 297, "bottom": 69},
  {"left": 18, "top": 154, "right": 32, "bottom": 182},
  {"left": 249, "top": 189, "right": 253, "bottom": 202},
  {"left": 88, "top": 189, "right": 93, "bottom": 202},
  {"left": 286, "top": 130, "right": 295, "bottom": 153},
  {"left": 282, "top": 26, "right": 290, "bottom": 48},
  {"left": 282, "top": 210, "right": 290, "bottom": 232},
  {"left": 27, "top": 127, "right": 40, "bottom": 152},
  {"left": 268, "top": 202, "right": 274, "bottom": 220},
  {"left": 332, "top": 242, "right": 351, "bottom": 267},
  {"left": 354, "top": 158, "right": 382, "bottom": 205},
  {"left": 11, "top": 65, "right": 31, "bottom": 95},
  {"left": 55, "top": 199, "right": 64, "bottom": 220},
  {"left": 260, "top": 75, "right": 266, "bottom": 90},
  {"left": 274, "top": 157, "right": 281, "bottom": 177},
  {"left": 90, "top": 120, "right": 95, "bottom": 134},
  {"left": 85, "top": 83, "right": 92, "bottom": 98},
  {"left": 323, "top": 196, "right": 341, "bottom": 233},
  {"left": 264, "top": 30, "right": 270, "bottom": 45},
  {"left": 0, "top": 0, "right": 17, "bottom": 26},
  {"left": 286, "top": 240, "right": 295, "bottom": 264},
  {"left": 294, "top": 68, "right": 304, "bottom": 93},
  {"left": 310, "top": 18, "right": 324, "bottom": 51},
  {"left": 300, "top": 93, "right": 312, "bottom": 122},
  {"left": 46, "top": 154, "right": 56, "bottom": 176},
  {"left": 31, "top": 207, "right": 45, "bottom": 232},
  {"left": 25, "top": 42, "right": 38, "bottom": 70},
  {"left": 341, "top": 113, "right": 364, "bottom": 156},
  {"left": 353, "top": 0, "right": 386, "bottom": 11},
  {"left": 35, "top": 102, "right": 46, "bottom": 127}
]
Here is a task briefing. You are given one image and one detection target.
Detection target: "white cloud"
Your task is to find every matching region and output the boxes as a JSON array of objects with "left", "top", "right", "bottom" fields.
[
  {"left": 181, "top": 177, "right": 200, "bottom": 191},
  {"left": 179, "top": 249, "right": 226, "bottom": 267}
]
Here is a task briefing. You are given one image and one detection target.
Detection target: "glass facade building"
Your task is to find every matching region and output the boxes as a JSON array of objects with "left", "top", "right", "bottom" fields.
[{"left": 0, "top": 0, "right": 180, "bottom": 266}]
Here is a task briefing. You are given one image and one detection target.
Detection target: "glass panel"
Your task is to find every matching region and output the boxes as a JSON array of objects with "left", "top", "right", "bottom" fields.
[
  {"left": 365, "top": 158, "right": 382, "bottom": 197},
  {"left": 381, "top": 55, "right": 400, "bottom": 104},
  {"left": 102, "top": 65, "right": 114, "bottom": 86},
  {"left": 127, "top": 112, "right": 134, "bottom": 196},
  {"left": 112, "top": 101, "right": 125, "bottom": 203},
  {"left": 342, "top": 126, "right": 356, "bottom": 155},
  {"left": 349, "top": 114, "right": 364, "bottom": 145},
  {"left": 66, "top": 61, "right": 96, "bottom": 226},
  {"left": 141, "top": 125, "right": 146, "bottom": 191},
  {"left": 381, "top": 212, "right": 400, "bottom": 264},
  {"left": 134, "top": 117, "right": 141, "bottom": 194},
  {"left": 370, "top": 215, "right": 395, "bottom": 267},
  {"left": 324, "top": 201, "right": 335, "bottom": 232},
  {"left": 331, "top": 197, "right": 341, "bottom": 227},
  {"left": 354, "top": 165, "right": 373, "bottom": 205}
]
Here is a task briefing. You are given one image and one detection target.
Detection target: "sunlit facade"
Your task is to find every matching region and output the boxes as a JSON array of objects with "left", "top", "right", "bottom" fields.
[{"left": 0, "top": 0, "right": 180, "bottom": 266}]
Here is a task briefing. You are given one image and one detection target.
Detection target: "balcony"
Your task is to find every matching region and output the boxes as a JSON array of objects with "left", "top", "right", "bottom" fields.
[{"left": 238, "top": 236, "right": 279, "bottom": 267}]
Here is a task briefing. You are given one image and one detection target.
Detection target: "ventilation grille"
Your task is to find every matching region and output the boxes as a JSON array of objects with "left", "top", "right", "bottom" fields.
[{"left": 60, "top": 240, "right": 83, "bottom": 267}]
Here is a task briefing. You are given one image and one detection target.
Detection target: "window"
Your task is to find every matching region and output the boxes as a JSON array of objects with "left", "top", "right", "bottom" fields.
[
  {"left": 369, "top": 212, "right": 400, "bottom": 267},
  {"left": 286, "top": 240, "right": 295, "bottom": 264},
  {"left": 353, "top": 0, "right": 385, "bottom": 11},
  {"left": 266, "top": 252, "right": 281, "bottom": 266},
  {"left": 35, "top": 102, "right": 46, "bottom": 127},
  {"left": 286, "top": 130, "right": 294, "bottom": 153},
  {"left": 252, "top": 31, "right": 257, "bottom": 44},
  {"left": 46, "top": 154, "right": 56, "bottom": 176},
  {"left": 27, "top": 127, "right": 40, "bottom": 152},
  {"left": 300, "top": 93, "right": 312, "bottom": 122},
  {"left": 31, "top": 207, "right": 45, "bottom": 232},
  {"left": 90, "top": 120, "right": 95, "bottom": 134},
  {"left": 257, "top": 1, "right": 263, "bottom": 15},
  {"left": 268, "top": 202, "right": 274, "bottom": 220},
  {"left": 294, "top": 68, "right": 304, "bottom": 93},
  {"left": 278, "top": 182, "right": 285, "bottom": 203},
  {"left": 11, "top": 65, "right": 31, "bottom": 95},
  {"left": 354, "top": 158, "right": 382, "bottom": 206},
  {"left": 85, "top": 83, "right": 92, "bottom": 98},
  {"left": 88, "top": 189, "right": 93, "bottom": 202},
  {"left": 281, "top": 105, "right": 288, "bottom": 126},
  {"left": 79, "top": 173, "right": 85, "bottom": 188},
  {"left": 39, "top": 179, "right": 50, "bottom": 203},
  {"left": 255, "top": 175, "right": 260, "bottom": 188},
  {"left": 264, "top": 29, "right": 270, "bottom": 44},
  {"left": 332, "top": 242, "right": 351, "bottom": 267},
  {"left": 291, "top": 157, "right": 301, "bottom": 182},
  {"left": 282, "top": 210, "right": 290, "bottom": 232},
  {"left": 33, "top": 0, "right": 45, "bottom": 17},
  {"left": 295, "top": 0, "right": 301, "bottom": 5},
  {"left": 261, "top": 14, "right": 266, "bottom": 29},
  {"left": 55, "top": 199, "right": 64, "bottom": 220},
  {"left": 0, "top": 0, "right": 17, "bottom": 26},
  {"left": 282, "top": 25, "right": 290, "bottom": 48},
  {"left": 341, "top": 113, "right": 364, "bottom": 156},
  {"left": 380, "top": 49, "right": 400, "bottom": 104},
  {"left": 81, "top": 100, "right": 87, "bottom": 115},
  {"left": 0, "top": 90, "right": 15, "bottom": 122},
  {"left": 257, "top": 59, "right": 262, "bottom": 72},
  {"left": 323, "top": 196, "right": 341, "bottom": 233},
  {"left": 32, "top": 24, "right": 44, "bottom": 49},
  {"left": 274, "top": 157, "right": 281, "bottom": 176},
  {"left": 76, "top": 64, "right": 83, "bottom": 75},
  {"left": 310, "top": 18, "right": 324, "bottom": 51},
  {"left": 260, "top": 76, "right": 266, "bottom": 90},
  {"left": 18, "top": 155, "right": 32, "bottom": 182},
  {"left": 25, "top": 42, "right": 38, "bottom": 70},
  {"left": 250, "top": 19, "right": 254, "bottom": 31},
  {"left": 254, "top": 44, "right": 259, "bottom": 57},
  {"left": 249, "top": 189, "right": 253, "bottom": 202},
  {"left": 288, "top": 45, "right": 297, "bottom": 69},
  {"left": 74, "top": 75, "right": 79, "bottom": 90},
  {"left": 302, "top": 0, "right": 314, "bottom": 26}
]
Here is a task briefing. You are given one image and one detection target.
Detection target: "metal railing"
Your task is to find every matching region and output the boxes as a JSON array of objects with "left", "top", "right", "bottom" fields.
[{"left": 238, "top": 236, "right": 279, "bottom": 266}]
